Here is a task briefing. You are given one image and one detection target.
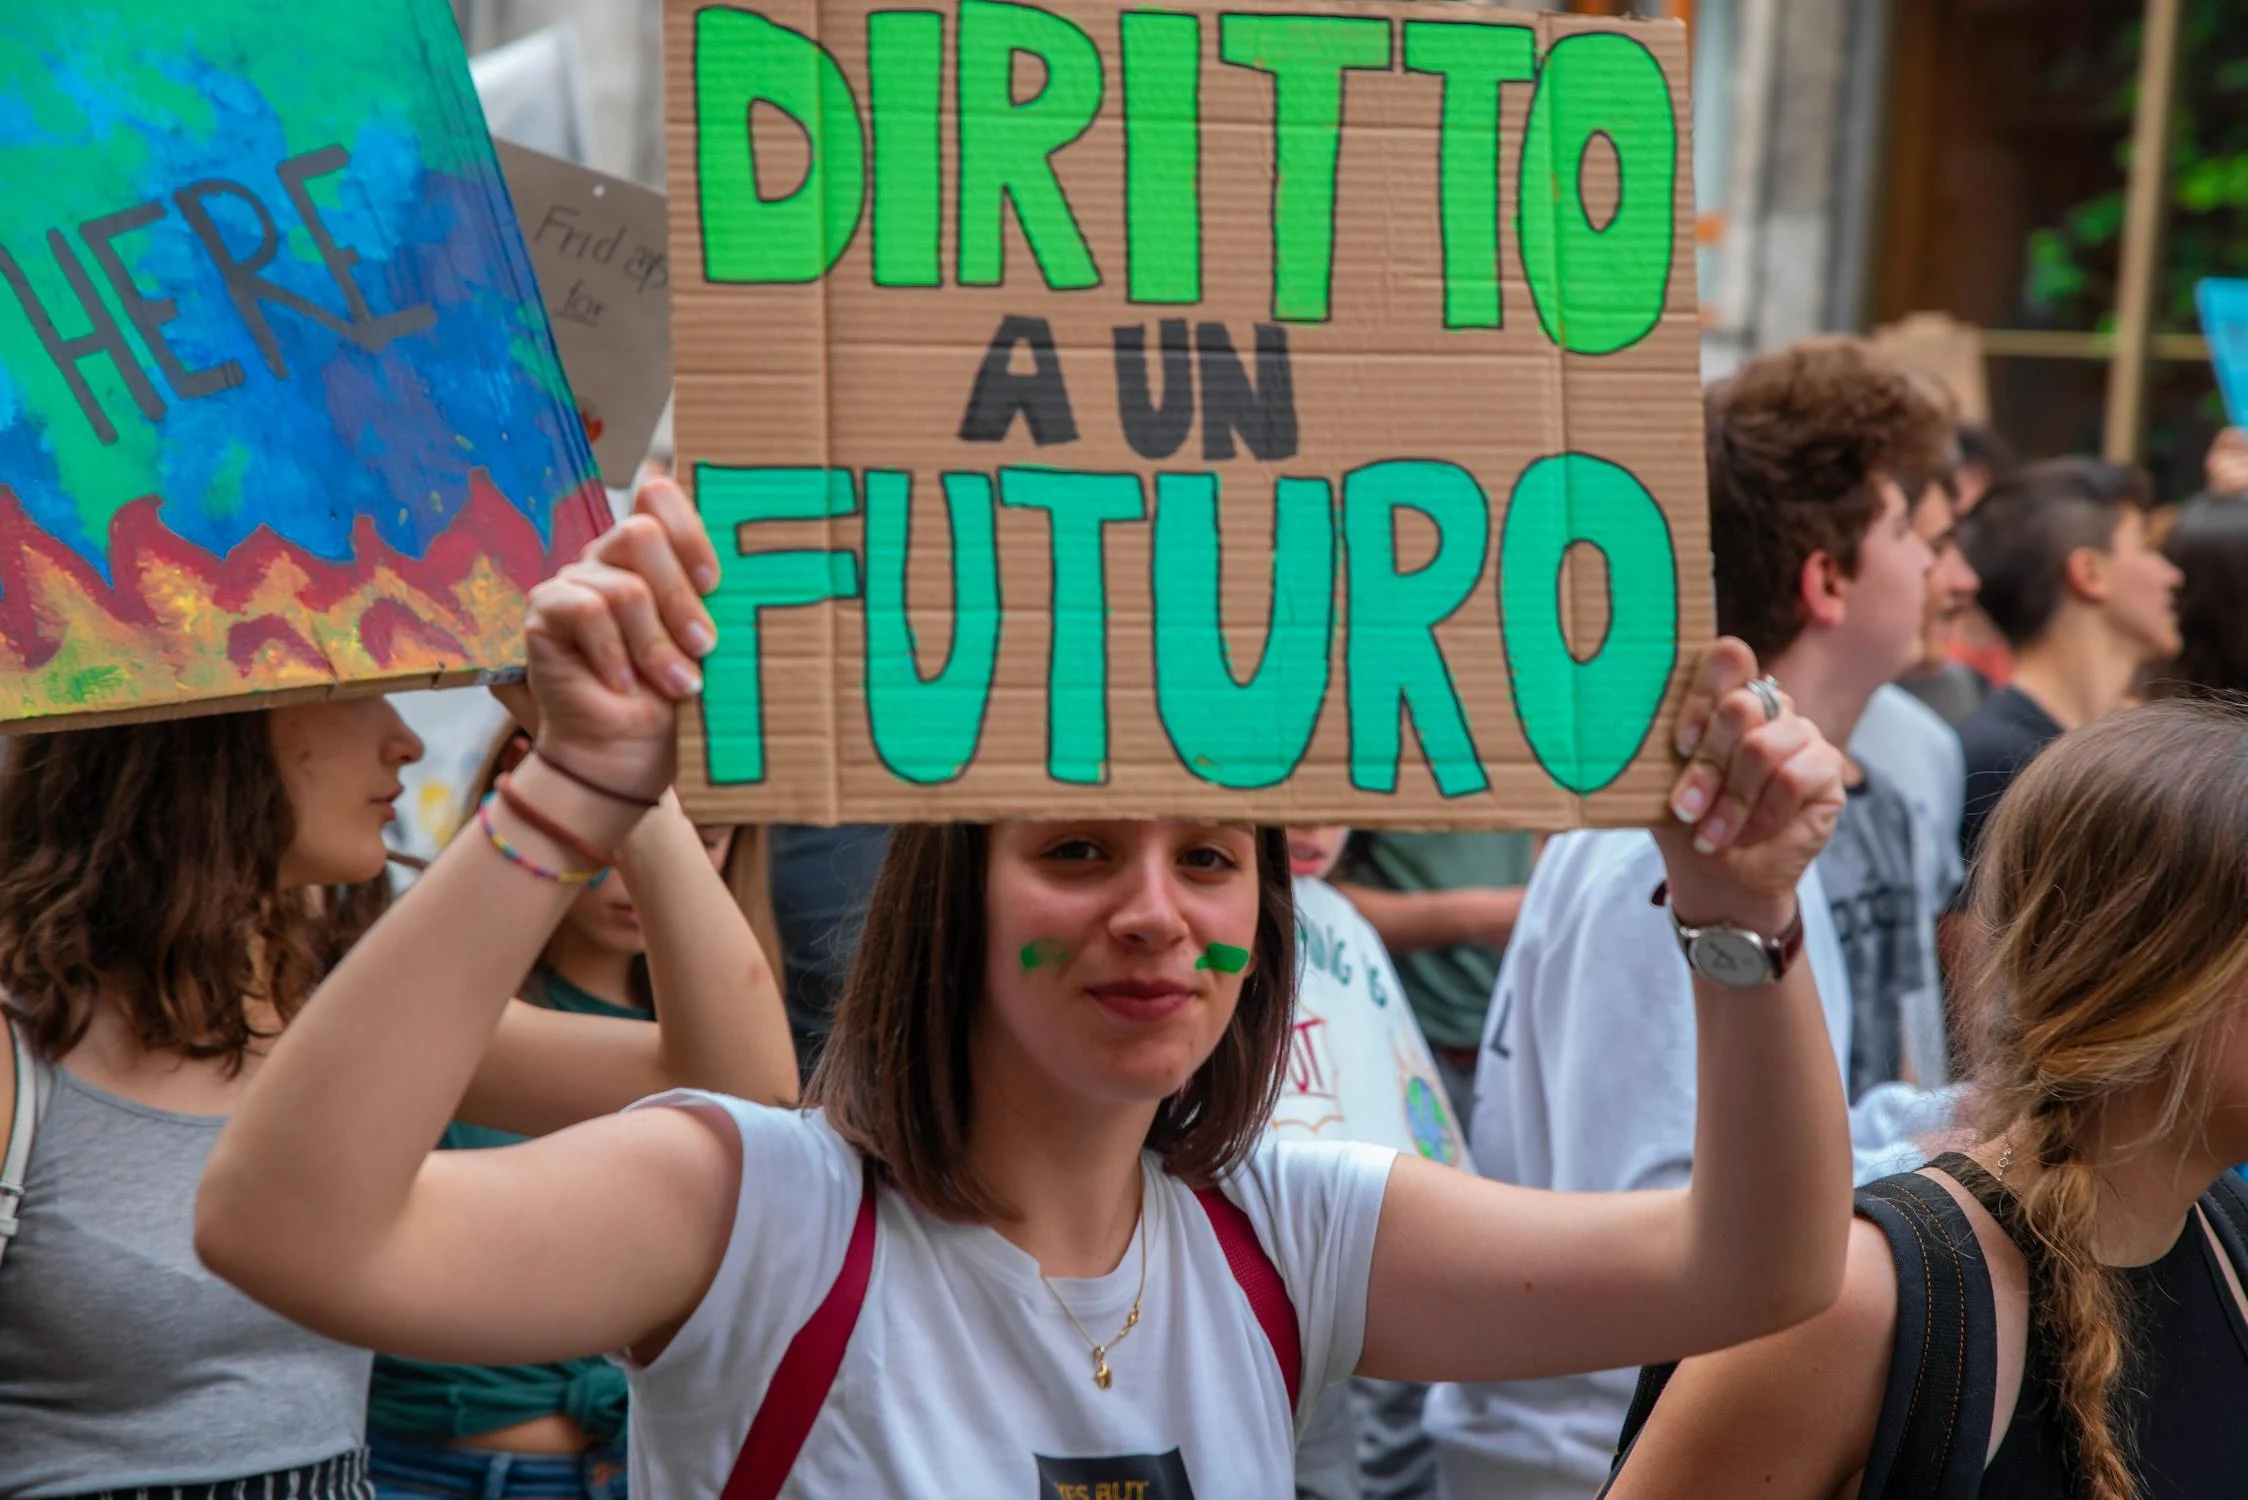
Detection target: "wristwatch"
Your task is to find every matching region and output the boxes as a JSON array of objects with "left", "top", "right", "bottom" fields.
[{"left": 1650, "top": 882, "right": 1804, "bottom": 988}]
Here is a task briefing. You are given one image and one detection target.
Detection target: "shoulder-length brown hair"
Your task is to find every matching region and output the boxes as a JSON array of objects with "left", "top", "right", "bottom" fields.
[
  {"left": 0, "top": 713, "right": 389, "bottom": 1068},
  {"left": 807, "top": 824, "right": 1297, "bottom": 1221}
]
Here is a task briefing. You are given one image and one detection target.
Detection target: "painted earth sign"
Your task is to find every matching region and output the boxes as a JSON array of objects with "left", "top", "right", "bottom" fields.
[{"left": 0, "top": 0, "right": 607, "bottom": 728}]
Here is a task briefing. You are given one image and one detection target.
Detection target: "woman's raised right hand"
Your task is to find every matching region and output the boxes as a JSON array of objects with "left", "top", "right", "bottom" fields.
[{"left": 522, "top": 476, "right": 720, "bottom": 800}]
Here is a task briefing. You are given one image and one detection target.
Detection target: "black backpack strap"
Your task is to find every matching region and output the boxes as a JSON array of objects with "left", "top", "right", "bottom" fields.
[
  {"left": 2200, "top": 1170, "right": 2248, "bottom": 1273},
  {"left": 1605, "top": 1167, "right": 1996, "bottom": 1500},
  {"left": 1600, "top": 1359, "right": 1676, "bottom": 1490},
  {"left": 1855, "top": 1161, "right": 2000, "bottom": 1500},
  {"left": 1927, "top": 1150, "right": 2029, "bottom": 1240}
]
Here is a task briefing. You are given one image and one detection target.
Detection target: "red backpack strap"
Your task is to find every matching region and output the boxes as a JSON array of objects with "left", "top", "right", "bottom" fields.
[
  {"left": 1193, "top": 1184, "right": 1302, "bottom": 1415},
  {"left": 721, "top": 1158, "right": 879, "bottom": 1500}
]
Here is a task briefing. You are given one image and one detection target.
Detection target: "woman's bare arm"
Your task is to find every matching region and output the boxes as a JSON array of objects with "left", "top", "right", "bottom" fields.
[
  {"left": 1361, "top": 937, "right": 1850, "bottom": 1381},
  {"left": 197, "top": 762, "right": 749, "bottom": 1360},
  {"left": 1362, "top": 644, "right": 1854, "bottom": 1383},
  {"left": 459, "top": 794, "right": 799, "bottom": 1139},
  {"left": 1332, "top": 882, "right": 1525, "bottom": 953},
  {"left": 1599, "top": 1218, "right": 1900, "bottom": 1500},
  {"left": 211, "top": 1103, "right": 741, "bottom": 1366},
  {"left": 198, "top": 480, "right": 741, "bottom": 1360}
]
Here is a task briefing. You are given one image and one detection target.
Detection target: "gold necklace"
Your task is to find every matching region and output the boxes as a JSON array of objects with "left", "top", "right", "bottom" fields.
[
  {"left": 1995, "top": 1138, "right": 2015, "bottom": 1184},
  {"left": 1041, "top": 1186, "right": 1149, "bottom": 1391}
]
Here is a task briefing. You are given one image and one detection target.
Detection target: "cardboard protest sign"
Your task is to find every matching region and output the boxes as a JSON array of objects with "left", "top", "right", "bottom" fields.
[
  {"left": 665, "top": 0, "right": 1710, "bottom": 828},
  {"left": 1874, "top": 312, "right": 1990, "bottom": 426},
  {"left": 0, "top": 1, "right": 606, "bottom": 730},
  {"left": 2198, "top": 279, "right": 2248, "bottom": 429},
  {"left": 494, "top": 142, "right": 675, "bottom": 489}
]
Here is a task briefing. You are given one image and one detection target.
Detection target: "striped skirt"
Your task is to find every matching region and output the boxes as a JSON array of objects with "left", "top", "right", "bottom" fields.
[{"left": 60, "top": 1448, "right": 372, "bottom": 1500}]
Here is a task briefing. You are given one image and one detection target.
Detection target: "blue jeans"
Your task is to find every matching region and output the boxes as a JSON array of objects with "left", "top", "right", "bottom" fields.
[{"left": 368, "top": 1438, "right": 625, "bottom": 1500}]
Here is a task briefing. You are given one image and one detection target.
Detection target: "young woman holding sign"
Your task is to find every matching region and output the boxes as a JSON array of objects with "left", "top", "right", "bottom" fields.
[
  {"left": 0, "top": 687, "right": 794, "bottom": 1500},
  {"left": 198, "top": 478, "right": 1859, "bottom": 1498}
]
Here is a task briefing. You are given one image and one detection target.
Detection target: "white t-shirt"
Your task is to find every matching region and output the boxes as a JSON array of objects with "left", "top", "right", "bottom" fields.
[
  {"left": 1278, "top": 878, "right": 1473, "bottom": 1170},
  {"left": 619, "top": 1094, "right": 1396, "bottom": 1500},
  {"left": 1849, "top": 682, "right": 1967, "bottom": 1088},
  {"left": 1421, "top": 829, "right": 1953, "bottom": 1494},
  {"left": 1283, "top": 878, "right": 1474, "bottom": 1489}
]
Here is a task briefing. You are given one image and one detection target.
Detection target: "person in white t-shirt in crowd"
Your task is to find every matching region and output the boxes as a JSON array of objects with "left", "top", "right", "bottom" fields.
[
  {"left": 198, "top": 478, "right": 1860, "bottom": 1500},
  {"left": 1849, "top": 452, "right": 1980, "bottom": 1090},
  {"left": 1282, "top": 826, "right": 1469, "bottom": 1500},
  {"left": 1276, "top": 827, "right": 1472, "bottom": 1174},
  {"left": 1424, "top": 338, "right": 1960, "bottom": 1500}
]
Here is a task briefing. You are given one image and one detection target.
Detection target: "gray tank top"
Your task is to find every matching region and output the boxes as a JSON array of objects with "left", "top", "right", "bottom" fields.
[{"left": 0, "top": 1068, "right": 369, "bottom": 1498}]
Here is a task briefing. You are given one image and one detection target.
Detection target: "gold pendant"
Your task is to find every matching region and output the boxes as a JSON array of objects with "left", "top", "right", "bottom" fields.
[{"left": 1092, "top": 1349, "right": 1113, "bottom": 1390}]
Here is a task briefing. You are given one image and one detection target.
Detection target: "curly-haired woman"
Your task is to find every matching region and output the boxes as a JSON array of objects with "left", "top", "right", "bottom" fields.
[{"left": 0, "top": 686, "right": 794, "bottom": 1499}]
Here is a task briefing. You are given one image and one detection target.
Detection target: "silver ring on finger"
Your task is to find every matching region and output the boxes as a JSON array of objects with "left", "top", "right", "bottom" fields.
[{"left": 1748, "top": 674, "right": 1782, "bottom": 724}]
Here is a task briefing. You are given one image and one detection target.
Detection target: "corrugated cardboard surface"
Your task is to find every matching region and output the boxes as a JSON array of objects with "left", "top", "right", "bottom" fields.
[
  {"left": 495, "top": 141, "right": 675, "bottom": 488},
  {"left": 667, "top": 0, "right": 1711, "bottom": 828},
  {"left": 1872, "top": 311, "right": 1989, "bottom": 426}
]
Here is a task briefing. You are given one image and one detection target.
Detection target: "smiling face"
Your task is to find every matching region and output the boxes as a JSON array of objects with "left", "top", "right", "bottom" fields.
[
  {"left": 981, "top": 820, "right": 1264, "bottom": 1109},
  {"left": 268, "top": 697, "right": 425, "bottom": 887}
]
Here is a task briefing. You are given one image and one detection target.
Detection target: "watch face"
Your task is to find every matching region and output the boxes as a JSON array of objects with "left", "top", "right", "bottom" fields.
[{"left": 1690, "top": 929, "right": 1771, "bottom": 987}]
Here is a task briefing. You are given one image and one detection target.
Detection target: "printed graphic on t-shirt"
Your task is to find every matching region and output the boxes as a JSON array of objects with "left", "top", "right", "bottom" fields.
[
  {"left": 1035, "top": 1449, "right": 1194, "bottom": 1498},
  {"left": 1275, "top": 880, "right": 1470, "bottom": 1165},
  {"left": 1275, "top": 1011, "right": 1345, "bottom": 1134},
  {"left": 1823, "top": 771, "right": 1925, "bottom": 1099},
  {"left": 1401, "top": 1074, "right": 1458, "bottom": 1166}
]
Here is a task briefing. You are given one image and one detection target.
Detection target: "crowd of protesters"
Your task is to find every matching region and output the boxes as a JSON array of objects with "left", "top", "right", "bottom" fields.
[{"left": 5, "top": 338, "right": 2248, "bottom": 1500}]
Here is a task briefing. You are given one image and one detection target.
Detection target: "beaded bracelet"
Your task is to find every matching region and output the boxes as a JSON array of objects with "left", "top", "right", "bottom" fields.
[{"left": 478, "top": 795, "right": 610, "bottom": 887}]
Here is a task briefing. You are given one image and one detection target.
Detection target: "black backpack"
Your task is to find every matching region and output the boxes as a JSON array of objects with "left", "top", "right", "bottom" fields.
[{"left": 1601, "top": 1155, "right": 2248, "bottom": 1500}]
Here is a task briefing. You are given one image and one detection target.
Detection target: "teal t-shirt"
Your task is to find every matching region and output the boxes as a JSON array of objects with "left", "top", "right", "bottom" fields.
[
  {"left": 367, "top": 968, "right": 645, "bottom": 1445},
  {"left": 1335, "top": 831, "right": 1537, "bottom": 1051}
]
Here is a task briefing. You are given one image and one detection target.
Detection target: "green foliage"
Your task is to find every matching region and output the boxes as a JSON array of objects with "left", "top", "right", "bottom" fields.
[{"left": 2023, "top": 0, "right": 2248, "bottom": 334}]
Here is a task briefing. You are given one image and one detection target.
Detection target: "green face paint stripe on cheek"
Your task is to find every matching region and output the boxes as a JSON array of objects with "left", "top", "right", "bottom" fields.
[
  {"left": 1196, "top": 942, "right": 1250, "bottom": 974},
  {"left": 1020, "top": 939, "right": 1067, "bottom": 970}
]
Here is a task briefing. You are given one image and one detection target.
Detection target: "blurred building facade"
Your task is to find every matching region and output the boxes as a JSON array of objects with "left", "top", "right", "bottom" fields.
[{"left": 1694, "top": 0, "right": 2242, "bottom": 498}]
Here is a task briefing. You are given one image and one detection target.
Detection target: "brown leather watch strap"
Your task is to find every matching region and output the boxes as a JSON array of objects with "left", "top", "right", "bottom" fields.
[{"left": 1651, "top": 881, "right": 1806, "bottom": 981}]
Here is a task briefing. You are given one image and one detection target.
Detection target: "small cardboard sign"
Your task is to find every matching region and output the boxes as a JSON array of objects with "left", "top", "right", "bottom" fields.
[
  {"left": 665, "top": 0, "right": 1712, "bottom": 828},
  {"left": 1873, "top": 311, "right": 1990, "bottom": 426},
  {"left": 495, "top": 142, "right": 675, "bottom": 489},
  {"left": 2198, "top": 279, "right": 2248, "bottom": 429},
  {"left": 0, "top": 1, "right": 606, "bottom": 730}
]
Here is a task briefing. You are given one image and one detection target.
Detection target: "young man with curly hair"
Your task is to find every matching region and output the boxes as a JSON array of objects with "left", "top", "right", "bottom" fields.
[{"left": 1422, "top": 339, "right": 1961, "bottom": 1500}]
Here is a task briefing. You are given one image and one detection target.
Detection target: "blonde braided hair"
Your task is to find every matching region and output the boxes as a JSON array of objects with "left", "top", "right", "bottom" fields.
[{"left": 1963, "top": 697, "right": 2248, "bottom": 1500}]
